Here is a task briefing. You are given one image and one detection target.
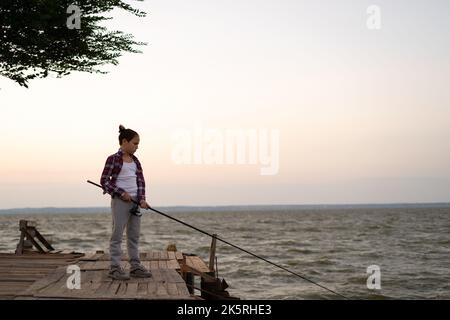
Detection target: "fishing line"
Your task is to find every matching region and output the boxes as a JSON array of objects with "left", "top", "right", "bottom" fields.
[{"left": 87, "top": 180, "right": 351, "bottom": 299}]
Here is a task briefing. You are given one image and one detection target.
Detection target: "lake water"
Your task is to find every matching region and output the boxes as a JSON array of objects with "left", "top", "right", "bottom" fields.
[{"left": 1, "top": 206, "right": 449, "bottom": 299}]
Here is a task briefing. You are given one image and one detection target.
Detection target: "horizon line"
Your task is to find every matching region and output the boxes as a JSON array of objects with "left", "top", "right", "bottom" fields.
[{"left": 1, "top": 201, "right": 450, "bottom": 212}]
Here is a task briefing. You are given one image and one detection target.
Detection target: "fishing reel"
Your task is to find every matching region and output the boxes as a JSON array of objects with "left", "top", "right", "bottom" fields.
[{"left": 130, "top": 202, "right": 142, "bottom": 217}]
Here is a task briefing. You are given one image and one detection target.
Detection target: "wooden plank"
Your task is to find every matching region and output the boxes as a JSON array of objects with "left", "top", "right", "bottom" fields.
[
  {"left": 158, "top": 260, "right": 167, "bottom": 269},
  {"left": 0, "top": 269, "right": 51, "bottom": 274},
  {"left": 185, "top": 256, "right": 193, "bottom": 269},
  {"left": 0, "top": 253, "right": 82, "bottom": 260},
  {"left": 94, "top": 281, "right": 112, "bottom": 296},
  {"left": 1, "top": 284, "right": 44, "bottom": 292},
  {"left": 115, "top": 282, "right": 127, "bottom": 296},
  {"left": 89, "top": 271, "right": 104, "bottom": 292},
  {"left": 35, "top": 270, "right": 72, "bottom": 298},
  {"left": 165, "top": 269, "right": 185, "bottom": 283},
  {"left": 208, "top": 234, "right": 217, "bottom": 272},
  {"left": 95, "top": 253, "right": 151, "bottom": 262},
  {"left": 194, "top": 256, "right": 205, "bottom": 271},
  {"left": 137, "top": 282, "right": 148, "bottom": 296},
  {"left": 58, "top": 272, "right": 84, "bottom": 298},
  {"left": 161, "top": 269, "right": 175, "bottom": 282},
  {"left": 0, "top": 282, "right": 34, "bottom": 296},
  {"left": 73, "top": 252, "right": 102, "bottom": 261},
  {"left": 166, "top": 259, "right": 180, "bottom": 270},
  {"left": 0, "top": 249, "right": 205, "bottom": 300},
  {"left": 125, "top": 282, "right": 138, "bottom": 298},
  {"left": 55, "top": 270, "right": 88, "bottom": 298},
  {"left": 19, "top": 266, "right": 66, "bottom": 297},
  {"left": 107, "top": 281, "right": 121, "bottom": 298},
  {"left": 155, "top": 282, "right": 168, "bottom": 297},
  {"left": 80, "top": 260, "right": 127, "bottom": 271},
  {"left": 79, "top": 261, "right": 96, "bottom": 270},
  {"left": 186, "top": 256, "right": 209, "bottom": 273},
  {"left": 0, "top": 264, "right": 55, "bottom": 269},
  {"left": 0, "top": 273, "right": 50, "bottom": 278},
  {"left": 0, "top": 260, "right": 72, "bottom": 267},
  {"left": 147, "top": 281, "right": 157, "bottom": 296},
  {"left": 160, "top": 251, "right": 169, "bottom": 260},
  {"left": 0, "top": 257, "right": 65, "bottom": 263},
  {"left": 0, "top": 269, "right": 50, "bottom": 274},
  {"left": 167, "top": 283, "right": 178, "bottom": 296},
  {"left": 175, "top": 251, "right": 183, "bottom": 260},
  {"left": 176, "top": 283, "right": 190, "bottom": 296},
  {"left": 0, "top": 275, "right": 43, "bottom": 282},
  {"left": 73, "top": 270, "right": 95, "bottom": 297},
  {"left": 96, "top": 261, "right": 111, "bottom": 270},
  {"left": 168, "top": 251, "right": 176, "bottom": 260},
  {"left": 150, "top": 261, "right": 158, "bottom": 270},
  {"left": 151, "top": 269, "right": 163, "bottom": 282},
  {"left": 0, "top": 270, "right": 32, "bottom": 278}
]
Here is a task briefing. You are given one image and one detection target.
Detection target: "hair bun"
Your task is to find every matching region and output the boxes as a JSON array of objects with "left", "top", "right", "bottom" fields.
[{"left": 119, "top": 125, "right": 126, "bottom": 133}]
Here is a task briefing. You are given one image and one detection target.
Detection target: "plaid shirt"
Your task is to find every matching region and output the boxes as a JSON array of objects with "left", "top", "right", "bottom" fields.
[{"left": 100, "top": 149, "right": 146, "bottom": 202}]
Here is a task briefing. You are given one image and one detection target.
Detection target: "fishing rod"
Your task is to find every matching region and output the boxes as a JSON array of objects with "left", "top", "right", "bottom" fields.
[{"left": 87, "top": 179, "right": 350, "bottom": 300}]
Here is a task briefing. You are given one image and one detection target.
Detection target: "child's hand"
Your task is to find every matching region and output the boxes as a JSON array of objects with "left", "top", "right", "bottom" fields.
[
  {"left": 120, "top": 192, "right": 132, "bottom": 202},
  {"left": 140, "top": 200, "right": 150, "bottom": 209}
]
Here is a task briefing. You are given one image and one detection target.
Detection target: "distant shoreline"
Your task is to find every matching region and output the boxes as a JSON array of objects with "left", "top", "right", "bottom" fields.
[{"left": 1, "top": 202, "right": 450, "bottom": 215}]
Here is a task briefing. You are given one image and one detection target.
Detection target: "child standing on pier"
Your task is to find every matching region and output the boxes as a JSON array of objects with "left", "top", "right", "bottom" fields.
[{"left": 100, "top": 125, "right": 152, "bottom": 280}]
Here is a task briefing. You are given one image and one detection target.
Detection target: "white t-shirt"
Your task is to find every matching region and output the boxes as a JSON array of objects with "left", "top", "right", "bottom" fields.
[{"left": 116, "top": 161, "right": 138, "bottom": 198}]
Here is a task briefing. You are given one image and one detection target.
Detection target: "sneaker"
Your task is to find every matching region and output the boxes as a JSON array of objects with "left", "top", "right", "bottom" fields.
[
  {"left": 130, "top": 265, "right": 152, "bottom": 278},
  {"left": 108, "top": 267, "right": 130, "bottom": 280}
]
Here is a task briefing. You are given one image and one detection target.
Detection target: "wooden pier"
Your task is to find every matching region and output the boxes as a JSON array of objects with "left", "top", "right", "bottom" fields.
[{"left": 0, "top": 220, "right": 237, "bottom": 300}]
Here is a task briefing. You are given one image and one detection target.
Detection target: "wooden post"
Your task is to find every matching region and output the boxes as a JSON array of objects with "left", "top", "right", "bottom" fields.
[
  {"left": 15, "top": 220, "right": 55, "bottom": 254},
  {"left": 15, "top": 230, "right": 25, "bottom": 254},
  {"left": 208, "top": 234, "right": 217, "bottom": 273},
  {"left": 185, "top": 272, "right": 194, "bottom": 294}
]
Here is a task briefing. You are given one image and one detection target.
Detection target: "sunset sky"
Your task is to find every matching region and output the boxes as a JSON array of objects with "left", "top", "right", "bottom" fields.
[{"left": 1, "top": 0, "right": 449, "bottom": 209}]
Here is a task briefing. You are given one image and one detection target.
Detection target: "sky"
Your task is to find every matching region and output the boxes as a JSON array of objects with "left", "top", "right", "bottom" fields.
[{"left": 1, "top": 0, "right": 450, "bottom": 209}]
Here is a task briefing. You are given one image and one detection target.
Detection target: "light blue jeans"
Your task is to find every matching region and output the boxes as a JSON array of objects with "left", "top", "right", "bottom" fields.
[{"left": 110, "top": 197, "right": 141, "bottom": 269}]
